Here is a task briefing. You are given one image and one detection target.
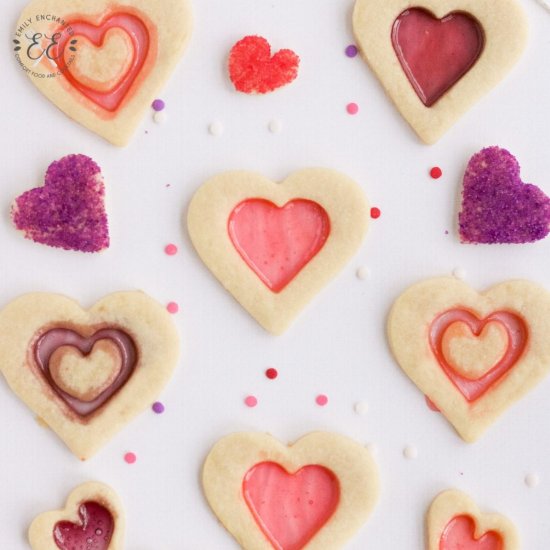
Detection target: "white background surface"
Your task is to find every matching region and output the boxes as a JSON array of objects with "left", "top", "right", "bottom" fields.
[{"left": 1, "top": 0, "right": 550, "bottom": 548}]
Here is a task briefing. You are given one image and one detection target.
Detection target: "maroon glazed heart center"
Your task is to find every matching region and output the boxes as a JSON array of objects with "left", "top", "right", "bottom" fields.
[{"left": 34, "top": 327, "right": 138, "bottom": 417}]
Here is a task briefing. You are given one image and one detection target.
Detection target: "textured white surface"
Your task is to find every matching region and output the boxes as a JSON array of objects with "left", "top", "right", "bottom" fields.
[{"left": 1, "top": 0, "right": 550, "bottom": 548}]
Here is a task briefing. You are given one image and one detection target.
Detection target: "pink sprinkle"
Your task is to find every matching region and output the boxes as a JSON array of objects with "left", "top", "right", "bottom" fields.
[
  {"left": 265, "top": 368, "right": 278, "bottom": 380},
  {"left": 245, "top": 395, "right": 258, "bottom": 408},
  {"left": 166, "top": 302, "right": 179, "bottom": 314},
  {"left": 346, "top": 103, "right": 359, "bottom": 115},
  {"left": 165, "top": 244, "right": 178, "bottom": 256},
  {"left": 124, "top": 452, "right": 137, "bottom": 464},
  {"left": 316, "top": 394, "right": 329, "bottom": 407}
]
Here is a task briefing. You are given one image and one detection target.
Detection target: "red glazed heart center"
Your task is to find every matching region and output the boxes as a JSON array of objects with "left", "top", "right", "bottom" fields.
[
  {"left": 440, "top": 515, "right": 503, "bottom": 550},
  {"left": 429, "top": 309, "right": 527, "bottom": 402},
  {"left": 228, "top": 199, "right": 330, "bottom": 293},
  {"left": 392, "top": 8, "right": 484, "bottom": 106},
  {"left": 54, "top": 501, "right": 114, "bottom": 550},
  {"left": 243, "top": 462, "right": 340, "bottom": 550}
]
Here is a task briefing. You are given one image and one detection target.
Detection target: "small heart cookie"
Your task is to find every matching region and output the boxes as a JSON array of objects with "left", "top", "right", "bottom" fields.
[
  {"left": 388, "top": 277, "right": 550, "bottom": 441},
  {"left": 0, "top": 291, "right": 179, "bottom": 459},
  {"left": 187, "top": 169, "right": 369, "bottom": 334},
  {"left": 14, "top": 0, "right": 192, "bottom": 146},
  {"left": 28, "top": 482, "right": 125, "bottom": 550},
  {"left": 427, "top": 490, "right": 519, "bottom": 550},
  {"left": 353, "top": 0, "right": 528, "bottom": 143},
  {"left": 202, "top": 432, "right": 380, "bottom": 550}
]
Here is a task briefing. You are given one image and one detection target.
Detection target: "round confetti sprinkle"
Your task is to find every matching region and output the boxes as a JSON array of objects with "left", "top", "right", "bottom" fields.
[
  {"left": 165, "top": 244, "right": 178, "bottom": 256},
  {"left": 356, "top": 266, "right": 370, "bottom": 281},
  {"left": 370, "top": 207, "right": 381, "bottom": 219},
  {"left": 152, "top": 99, "right": 166, "bottom": 111},
  {"left": 345, "top": 44, "right": 358, "bottom": 57},
  {"left": 403, "top": 445, "right": 418, "bottom": 459},
  {"left": 166, "top": 302, "right": 179, "bottom": 314},
  {"left": 154, "top": 111, "right": 167, "bottom": 124},
  {"left": 316, "top": 394, "right": 329, "bottom": 407},
  {"left": 354, "top": 401, "right": 369, "bottom": 415},
  {"left": 124, "top": 452, "right": 137, "bottom": 464},
  {"left": 209, "top": 121, "right": 224, "bottom": 136},
  {"left": 525, "top": 473, "right": 540, "bottom": 488},
  {"left": 268, "top": 119, "right": 283, "bottom": 134},
  {"left": 265, "top": 368, "right": 278, "bottom": 380},
  {"left": 244, "top": 395, "right": 258, "bottom": 408},
  {"left": 452, "top": 267, "right": 467, "bottom": 280},
  {"left": 430, "top": 166, "right": 443, "bottom": 179},
  {"left": 346, "top": 102, "right": 359, "bottom": 115},
  {"left": 152, "top": 402, "right": 165, "bottom": 414}
]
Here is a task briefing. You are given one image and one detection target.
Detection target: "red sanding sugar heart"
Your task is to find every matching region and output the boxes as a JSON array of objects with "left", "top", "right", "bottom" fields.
[
  {"left": 12, "top": 154, "right": 109, "bottom": 253},
  {"left": 440, "top": 516, "right": 503, "bottom": 550},
  {"left": 228, "top": 35, "right": 300, "bottom": 94},
  {"left": 459, "top": 147, "right": 550, "bottom": 244}
]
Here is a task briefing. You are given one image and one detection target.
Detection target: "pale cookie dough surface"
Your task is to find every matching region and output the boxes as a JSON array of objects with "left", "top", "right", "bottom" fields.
[
  {"left": 28, "top": 481, "right": 125, "bottom": 550},
  {"left": 0, "top": 291, "right": 180, "bottom": 460},
  {"left": 15, "top": 0, "right": 193, "bottom": 146},
  {"left": 202, "top": 432, "right": 380, "bottom": 550},
  {"left": 427, "top": 489, "right": 520, "bottom": 550},
  {"left": 353, "top": 0, "right": 528, "bottom": 144},
  {"left": 187, "top": 169, "right": 369, "bottom": 334},
  {"left": 388, "top": 277, "right": 550, "bottom": 442}
]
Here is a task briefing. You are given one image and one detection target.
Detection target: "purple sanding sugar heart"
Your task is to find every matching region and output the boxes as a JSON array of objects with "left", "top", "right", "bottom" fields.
[
  {"left": 12, "top": 154, "right": 109, "bottom": 253},
  {"left": 459, "top": 146, "right": 550, "bottom": 244}
]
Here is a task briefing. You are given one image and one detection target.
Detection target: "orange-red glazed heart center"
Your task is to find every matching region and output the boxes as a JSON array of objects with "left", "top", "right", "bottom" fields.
[{"left": 440, "top": 515, "right": 503, "bottom": 550}]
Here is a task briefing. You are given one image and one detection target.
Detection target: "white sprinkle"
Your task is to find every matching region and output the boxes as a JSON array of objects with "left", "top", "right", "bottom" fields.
[
  {"left": 354, "top": 401, "right": 369, "bottom": 416},
  {"left": 525, "top": 473, "right": 540, "bottom": 488},
  {"left": 209, "top": 121, "right": 224, "bottom": 136},
  {"left": 452, "top": 267, "right": 467, "bottom": 280},
  {"left": 403, "top": 445, "right": 418, "bottom": 459},
  {"left": 268, "top": 119, "right": 283, "bottom": 134},
  {"left": 154, "top": 111, "right": 167, "bottom": 124},
  {"left": 356, "top": 266, "right": 370, "bottom": 280}
]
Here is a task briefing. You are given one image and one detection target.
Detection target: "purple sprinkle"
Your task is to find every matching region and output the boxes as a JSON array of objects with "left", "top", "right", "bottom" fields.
[
  {"left": 152, "top": 402, "right": 165, "bottom": 414},
  {"left": 458, "top": 146, "right": 550, "bottom": 244},
  {"left": 12, "top": 154, "right": 109, "bottom": 253},
  {"left": 152, "top": 99, "right": 166, "bottom": 111},
  {"left": 345, "top": 44, "right": 358, "bottom": 58}
]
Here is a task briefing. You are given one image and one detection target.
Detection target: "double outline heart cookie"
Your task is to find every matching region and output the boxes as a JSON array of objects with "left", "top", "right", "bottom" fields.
[
  {"left": 427, "top": 490, "right": 519, "bottom": 549},
  {"left": 0, "top": 291, "right": 179, "bottom": 459},
  {"left": 202, "top": 432, "right": 380, "bottom": 550},
  {"left": 388, "top": 277, "right": 550, "bottom": 442},
  {"left": 187, "top": 169, "right": 369, "bottom": 334},
  {"left": 28, "top": 481, "right": 125, "bottom": 550},
  {"left": 15, "top": 0, "right": 192, "bottom": 146},
  {"left": 353, "top": 0, "right": 528, "bottom": 143}
]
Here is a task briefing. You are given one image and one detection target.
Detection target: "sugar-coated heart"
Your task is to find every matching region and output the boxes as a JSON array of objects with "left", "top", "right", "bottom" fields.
[
  {"left": 392, "top": 8, "right": 484, "bottom": 107},
  {"left": 243, "top": 462, "right": 339, "bottom": 550},
  {"left": 54, "top": 501, "right": 114, "bottom": 550},
  {"left": 440, "top": 516, "right": 503, "bottom": 550},
  {"left": 228, "top": 199, "right": 330, "bottom": 293},
  {"left": 229, "top": 36, "right": 300, "bottom": 94},
  {"left": 12, "top": 154, "right": 109, "bottom": 253},
  {"left": 459, "top": 147, "right": 550, "bottom": 244}
]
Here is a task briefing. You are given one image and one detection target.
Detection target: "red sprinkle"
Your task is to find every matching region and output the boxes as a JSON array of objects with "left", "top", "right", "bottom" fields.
[
  {"left": 430, "top": 166, "right": 443, "bottom": 179},
  {"left": 265, "top": 368, "right": 278, "bottom": 379},
  {"left": 124, "top": 452, "right": 137, "bottom": 464},
  {"left": 370, "top": 207, "right": 381, "bottom": 219},
  {"left": 165, "top": 244, "right": 178, "bottom": 256}
]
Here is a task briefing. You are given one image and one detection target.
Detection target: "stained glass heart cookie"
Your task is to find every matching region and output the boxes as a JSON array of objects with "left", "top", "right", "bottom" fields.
[
  {"left": 202, "top": 432, "right": 380, "bottom": 550},
  {"left": 14, "top": 0, "right": 192, "bottom": 145},
  {"left": 28, "top": 482, "right": 125, "bottom": 550},
  {"left": 0, "top": 291, "right": 179, "bottom": 459},
  {"left": 388, "top": 277, "right": 550, "bottom": 442},
  {"left": 353, "top": 0, "right": 528, "bottom": 143},
  {"left": 187, "top": 169, "right": 369, "bottom": 334}
]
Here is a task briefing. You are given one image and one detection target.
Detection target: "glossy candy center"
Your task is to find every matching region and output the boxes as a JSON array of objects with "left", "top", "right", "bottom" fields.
[{"left": 440, "top": 515, "right": 503, "bottom": 550}]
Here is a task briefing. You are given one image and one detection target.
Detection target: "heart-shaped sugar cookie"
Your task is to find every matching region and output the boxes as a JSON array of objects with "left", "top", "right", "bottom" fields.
[
  {"left": 353, "top": 0, "right": 528, "bottom": 143},
  {"left": 388, "top": 277, "right": 550, "bottom": 442},
  {"left": 187, "top": 169, "right": 369, "bottom": 334},
  {"left": 28, "top": 481, "right": 125, "bottom": 550},
  {"left": 14, "top": 0, "right": 192, "bottom": 146},
  {"left": 427, "top": 490, "right": 520, "bottom": 550},
  {"left": 0, "top": 291, "right": 179, "bottom": 459},
  {"left": 202, "top": 432, "right": 380, "bottom": 550}
]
